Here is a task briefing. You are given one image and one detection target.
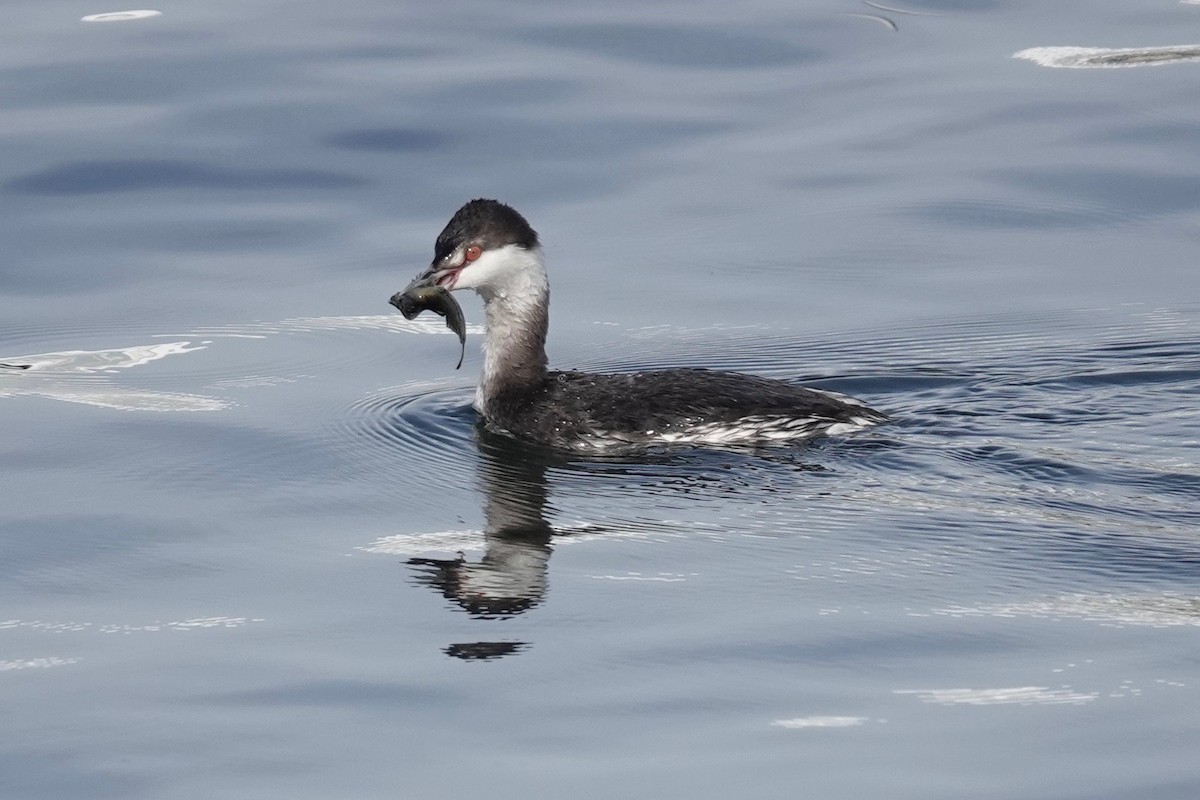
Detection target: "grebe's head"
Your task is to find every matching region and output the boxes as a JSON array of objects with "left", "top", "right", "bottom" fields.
[{"left": 405, "top": 199, "right": 543, "bottom": 297}]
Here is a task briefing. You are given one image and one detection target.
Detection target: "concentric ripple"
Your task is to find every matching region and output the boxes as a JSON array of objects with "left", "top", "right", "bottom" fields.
[{"left": 336, "top": 383, "right": 479, "bottom": 479}]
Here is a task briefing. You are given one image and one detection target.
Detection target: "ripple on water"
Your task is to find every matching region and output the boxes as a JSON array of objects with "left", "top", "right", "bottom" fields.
[
  {"left": 6, "top": 303, "right": 1199, "bottom": 595},
  {"left": 0, "top": 313, "right": 477, "bottom": 413},
  {"left": 347, "top": 306, "right": 1200, "bottom": 585},
  {"left": 336, "top": 385, "right": 478, "bottom": 479},
  {"left": 347, "top": 379, "right": 876, "bottom": 566},
  {"left": 160, "top": 314, "right": 480, "bottom": 389},
  {"left": 0, "top": 337, "right": 227, "bottom": 412},
  {"left": 597, "top": 307, "right": 1200, "bottom": 589},
  {"left": 934, "top": 592, "right": 1200, "bottom": 628}
]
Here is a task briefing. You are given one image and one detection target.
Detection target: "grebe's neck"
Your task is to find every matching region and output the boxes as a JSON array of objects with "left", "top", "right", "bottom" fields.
[{"left": 474, "top": 245, "right": 549, "bottom": 413}]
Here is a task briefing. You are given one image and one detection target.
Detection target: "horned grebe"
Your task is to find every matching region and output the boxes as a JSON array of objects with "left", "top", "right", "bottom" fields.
[{"left": 392, "top": 199, "right": 886, "bottom": 451}]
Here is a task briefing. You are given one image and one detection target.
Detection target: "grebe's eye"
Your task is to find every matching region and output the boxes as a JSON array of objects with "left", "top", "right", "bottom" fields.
[{"left": 465, "top": 244, "right": 482, "bottom": 262}]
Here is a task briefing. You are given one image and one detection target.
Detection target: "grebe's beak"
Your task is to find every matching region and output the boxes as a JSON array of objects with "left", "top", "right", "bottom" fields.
[
  {"left": 397, "top": 265, "right": 438, "bottom": 294},
  {"left": 400, "top": 258, "right": 462, "bottom": 295}
]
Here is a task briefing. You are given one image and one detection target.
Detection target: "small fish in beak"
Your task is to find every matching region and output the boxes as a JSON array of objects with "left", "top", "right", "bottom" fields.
[{"left": 389, "top": 284, "right": 467, "bottom": 369}]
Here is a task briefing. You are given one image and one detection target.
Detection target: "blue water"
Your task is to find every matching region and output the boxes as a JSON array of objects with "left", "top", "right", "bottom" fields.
[{"left": 3, "top": 1, "right": 1199, "bottom": 798}]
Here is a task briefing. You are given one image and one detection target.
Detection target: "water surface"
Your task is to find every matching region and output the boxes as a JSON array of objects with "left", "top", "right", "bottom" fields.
[{"left": 2, "top": 1, "right": 1199, "bottom": 798}]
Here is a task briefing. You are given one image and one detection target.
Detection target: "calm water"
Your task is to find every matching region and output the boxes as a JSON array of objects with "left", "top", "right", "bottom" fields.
[{"left": 3, "top": 1, "right": 1199, "bottom": 797}]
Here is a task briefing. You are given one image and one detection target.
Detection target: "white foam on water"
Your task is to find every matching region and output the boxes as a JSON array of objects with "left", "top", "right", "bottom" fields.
[
  {"left": 25, "top": 388, "right": 227, "bottom": 412},
  {"left": 772, "top": 716, "right": 869, "bottom": 728},
  {"left": 81, "top": 10, "right": 162, "bottom": 22},
  {"left": 895, "top": 687, "right": 1098, "bottom": 705},
  {"left": 1, "top": 617, "right": 264, "bottom": 634},
  {"left": 1014, "top": 45, "right": 1200, "bottom": 69},
  {"left": 9, "top": 342, "right": 205, "bottom": 373},
  {"left": 0, "top": 657, "right": 82, "bottom": 672},
  {"left": 279, "top": 314, "right": 483, "bottom": 337},
  {"left": 0, "top": 309, "right": 484, "bottom": 414},
  {"left": 98, "top": 616, "right": 265, "bottom": 633},
  {"left": 933, "top": 593, "right": 1200, "bottom": 628},
  {"left": 589, "top": 572, "right": 693, "bottom": 582},
  {"left": 361, "top": 529, "right": 485, "bottom": 555},
  {"left": 1, "top": 341, "right": 228, "bottom": 412},
  {"left": 183, "top": 314, "right": 482, "bottom": 339},
  {"left": 358, "top": 520, "right": 701, "bottom": 556}
]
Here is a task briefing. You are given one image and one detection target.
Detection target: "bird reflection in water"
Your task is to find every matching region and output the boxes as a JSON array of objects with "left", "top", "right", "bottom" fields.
[
  {"left": 406, "top": 428, "right": 561, "bottom": 660},
  {"left": 406, "top": 427, "right": 833, "bottom": 661}
]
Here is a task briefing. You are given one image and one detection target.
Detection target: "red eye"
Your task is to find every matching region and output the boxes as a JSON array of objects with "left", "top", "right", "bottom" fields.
[{"left": 465, "top": 244, "right": 482, "bottom": 262}]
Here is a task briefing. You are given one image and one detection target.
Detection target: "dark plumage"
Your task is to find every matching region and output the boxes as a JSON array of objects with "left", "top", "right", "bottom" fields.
[
  {"left": 486, "top": 369, "right": 885, "bottom": 448},
  {"left": 395, "top": 199, "right": 886, "bottom": 451},
  {"left": 433, "top": 199, "right": 539, "bottom": 264}
]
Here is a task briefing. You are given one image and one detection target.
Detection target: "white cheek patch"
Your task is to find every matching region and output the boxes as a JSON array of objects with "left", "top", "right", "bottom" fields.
[
  {"left": 455, "top": 249, "right": 502, "bottom": 289},
  {"left": 454, "top": 244, "right": 545, "bottom": 296}
]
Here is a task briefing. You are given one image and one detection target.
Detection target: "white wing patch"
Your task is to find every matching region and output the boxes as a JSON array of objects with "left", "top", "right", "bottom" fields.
[{"left": 571, "top": 410, "right": 882, "bottom": 451}]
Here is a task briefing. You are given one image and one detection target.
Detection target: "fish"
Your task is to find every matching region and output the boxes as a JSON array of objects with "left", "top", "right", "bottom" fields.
[{"left": 389, "top": 284, "right": 467, "bottom": 369}]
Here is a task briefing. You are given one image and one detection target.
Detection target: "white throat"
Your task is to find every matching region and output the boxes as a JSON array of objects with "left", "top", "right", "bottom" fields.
[{"left": 462, "top": 245, "right": 550, "bottom": 413}]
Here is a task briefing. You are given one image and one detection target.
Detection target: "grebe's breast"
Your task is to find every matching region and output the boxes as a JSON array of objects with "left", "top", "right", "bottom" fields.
[{"left": 484, "top": 368, "right": 886, "bottom": 452}]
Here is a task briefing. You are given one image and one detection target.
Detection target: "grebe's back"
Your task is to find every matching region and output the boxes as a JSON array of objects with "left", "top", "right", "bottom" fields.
[{"left": 392, "top": 199, "right": 886, "bottom": 451}]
